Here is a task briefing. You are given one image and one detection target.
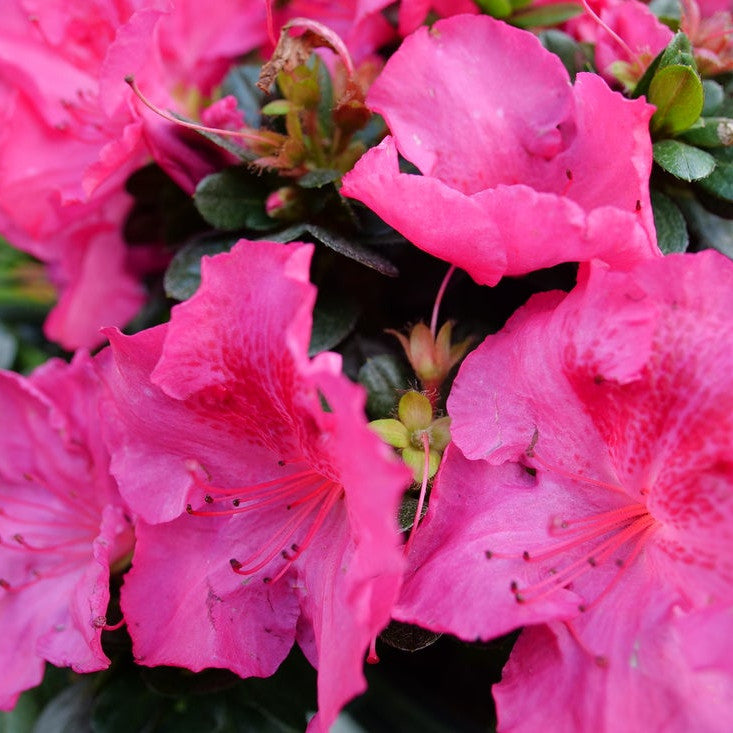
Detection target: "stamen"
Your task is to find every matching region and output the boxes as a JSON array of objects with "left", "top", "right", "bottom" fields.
[
  {"left": 124, "top": 76, "right": 274, "bottom": 146},
  {"left": 529, "top": 451, "right": 630, "bottom": 498},
  {"left": 579, "top": 0, "right": 636, "bottom": 61}
]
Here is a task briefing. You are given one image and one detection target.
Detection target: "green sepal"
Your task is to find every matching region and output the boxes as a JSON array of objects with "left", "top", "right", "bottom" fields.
[{"left": 369, "top": 419, "right": 410, "bottom": 449}]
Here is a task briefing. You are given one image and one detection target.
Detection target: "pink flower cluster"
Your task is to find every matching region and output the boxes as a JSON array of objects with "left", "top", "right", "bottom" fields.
[{"left": 1, "top": 3, "right": 732, "bottom": 732}]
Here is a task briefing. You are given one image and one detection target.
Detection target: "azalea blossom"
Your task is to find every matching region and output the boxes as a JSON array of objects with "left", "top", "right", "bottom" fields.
[
  {"left": 341, "top": 15, "right": 659, "bottom": 287},
  {"left": 101, "top": 239, "right": 409, "bottom": 732},
  {"left": 395, "top": 251, "right": 733, "bottom": 731},
  {"left": 0, "top": 0, "right": 272, "bottom": 349},
  {"left": 0, "top": 352, "right": 134, "bottom": 709}
]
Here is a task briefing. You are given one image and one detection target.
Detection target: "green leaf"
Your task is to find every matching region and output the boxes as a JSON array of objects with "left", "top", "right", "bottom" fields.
[
  {"left": 512, "top": 2, "right": 582, "bottom": 29},
  {"left": 194, "top": 168, "right": 275, "bottom": 231},
  {"left": 0, "top": 322, "right": 17, "bottom": 369},
  {"left": 304, "top": 225, "right": 399, "bottom": 276},
  {"left": 650, "top": 190, "right": 689, "bottom": 253},
  {"left": 649, "top": 64, "right": 704, "bottom": 135},
  {"left": 679, "top": 117, "right": 733, "bottom": 147},
  {"left": 298, "top": 169, "right": 341, "bottom": 189},
  {"left": 648, "top": 0, "right": 681, "bottom": 28},
  {"left": 164, "top": 233, "right": 240, "bottom": 300},
  {"left": 309, "top": 290, "right": 361, "bottom": 356},
  {"left": 675, "top": 191, "right": 733, "bottom": 259},
  {"left": 695, "top": 154, "right": 733, "bottom": 203},
  {"left": 653, "top": 139, "right": 716, "bottom": 181},
  {"left": 90, "top": 675, "right": 158, "bottom": 733},
  {"left": 379, "top": 619, "right": 441, "bottom": 652},
  {"left": 358, "top": 354, "right": 411, "bottom": 419},
  {"left": 220, "top": 64, "right": 264, "bottom": 128},
  {"left": 702, "top": 80, "right": 725, "bottom": 116},
  {"left": 474, "top": 0, "right": 512, "bottom": 18},
  {"left": 33, "top": 681, "right": 94, "bottom": 733},
  {"left": 538, "top": 30, "right": 594, "bottom": 80}
]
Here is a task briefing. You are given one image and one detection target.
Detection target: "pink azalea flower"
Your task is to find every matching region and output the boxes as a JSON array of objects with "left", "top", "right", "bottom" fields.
[
  {"left": 101, "top": 239, "right": 409, "bottom": 732},
  {"left": 341, "top": 15, "right": 660, "bottom": 287},
  {"left": 396, "top": 0, "right": 478, "bottom": 36},
  {"left": 0, "top": 0, "right": 270, "bottom": 349},
  {"left": 0, "top": 352, "right": 134, "bottom": 709},
  {"left": 395, "top": 251, "right": 733, "bottom": 731}
]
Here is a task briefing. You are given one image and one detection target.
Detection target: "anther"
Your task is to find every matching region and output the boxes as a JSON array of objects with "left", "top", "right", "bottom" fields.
[
  {"left": 594, "top": 655, "right": 609, "bottom": 668},
  {"left": 0, "top": 579, "right": 9, "bottom": 589},
  {"left": 278, "top": 460, "right": 286, "bottom": 467},
  {"left": 291, "top": 543, "right": 300, "bottom": 552},
  {"left": 204, "top": 495, "right": 213, "bottom": 504},
  {"left": 522, "top": 550, "right": 531, "bottom": 561},
  {"left": 635, "top": 200, "right": 641, "bottom": 211},
  {"left": 232, "top": 499, "right": 240, "bottom": 507},
  {"left": 588, "top": 556, "right": 597, "bottom": 567},
  {"left": 186, "top": 504, "right": 193, "bottom": 514},
  {"left": 229, "top": 558, "right": 242, "bottom": 570},
  {"left": 578, "top": 603, "right": 587, "bottom": 612},
  {"left": 263, "top": 577, "right": 272, "bottom": 584},
  {"left": 485, "top": 550, "right": 493, "bottom": 559},
  {"left": 510, "top": 581, "right": 519, "bottom": 592}
]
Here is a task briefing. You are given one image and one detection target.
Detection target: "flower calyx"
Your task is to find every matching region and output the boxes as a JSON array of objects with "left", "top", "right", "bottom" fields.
[
  {"left": 369, "top": 391, "right": 451, "bottom": 483},
  {"left": 387, "top": 321, "right": 473, "bottom": 401}
]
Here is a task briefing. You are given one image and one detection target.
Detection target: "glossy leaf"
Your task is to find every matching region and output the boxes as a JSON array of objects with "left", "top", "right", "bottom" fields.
[
  {"left": 304, "top": 225, "right": 399, "bottom": 276},
  {"left": 358, "top": 354, "right": 411, "bottom": 419},
  {"left": 679, "top": 118, "right": 733, "bottom": 147},
  {"left": 194, "top": 168, "right": 275, "bottom": 231},
  {"left": 650, "top": 190, "right": 689, "bottom": 253},
  {"left": 538, "top": 30, "right": 594, "bottom": 80},
  {"left": 298, "top": 169, "right": 341, "bottom": 189},
  {"left": 653, "top": 139, "right": 716, "bottom": 181},
  {"left": 675, "top": 191, "right": 733, "bottom": 259},
  {"left": 702, "top": 80, "right": 725, "bottom": 116},
  {"left": 309, "top": 290, "right": 361, "bottom": 356},
  {"left": 512, "top": 2, "right": 583, "bottom": 29},
  {"left": 220, "top": 64, "right": 264, "bottom": 128},
  {"left": 475, "top": 0, "right": 512, "bottom": 18},
  {"left": 164, "top": 233, "right": 240, "bottom": 300},
  {"left": 649, "top": 64, "right": 704, "bottom": 135},
  {"left": 696, "top": 152, "right": 733, "bottom": 203}
]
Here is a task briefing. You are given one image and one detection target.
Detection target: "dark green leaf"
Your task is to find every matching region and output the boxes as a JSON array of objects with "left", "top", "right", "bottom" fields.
[
  {"left": 648, "top": 0, "right": 681, "bottom": 28},
  {"left": 702, "top": 80, "right": 725, "bottom": 115},
  {"left": 675, "top": 191, "right": 733, "bottom": 258},
  {"left": 90, "top": 675, "right": 158, "bottom": 733},
  {"left": 649, "top": 64, "right": 704, "bottom": 135},
  {"left": 298, "top": 169, "right": 341, "bottom": 188},
  {"left": 653, "top": 139, "right": 716, "bottom": 181},
  {"left": 0, "top": 322, "right": 17, "bottom": 370},
  {"left": 220, "top": 64, "right": 264, "bottom": 128},
  {"left": 0, "top": 692, "right": 39, "bottom": 733},
  {"left": 309, "top": 291, "right": 361, "bottom": 356},
  {"left": 695, "top": 154, "right": 733, "bottom": 202},
  {"left": 474, "top": 0, "right": 512, "bottom": 18},
  {"left": 164, "top": 233, "right": 240, "bottom": 300},
  {"left": 33, "top": 681, "right": 94, "bottom": 733},
  {"left": 538, "top": 30, "right": 593, "bottom": 79},
  {"left": 512, "top": 2, "right": 582, "bottom": 29},
  {"left": 379, "top": 620, "right": 441, "bottom": 653},
  {"left": 305, "top": 225, "right": 399, "bottom": 276},
  {"left": 679, "top": 117, "right": 733, "bottom": 147},
  {"left": 358, "top": 354, "right": 411, "bottom": 419},
  {"left": 194, "top": 168, "right": 275, "bottom": 231},
  {"left": 650, "top": 190, "right": 689, "bottom": 253}
]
